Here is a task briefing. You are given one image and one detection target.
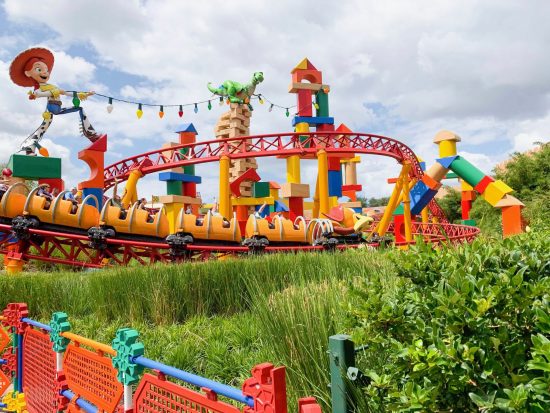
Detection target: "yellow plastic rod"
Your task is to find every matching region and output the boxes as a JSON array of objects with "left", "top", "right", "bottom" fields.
[
  {"left": 219, "top": 155, "right": 231, "bottom": 218},
  {"left": 61, "top": 332, "right": 116, "bottom": 356},
  {"left": 317, "top": 149, "right": 330, "bottom": 216},
  {"left": 376, "top": 162, "right": 411, "bottom": 236},
  {"left": 402, "top": 171, "right": 413, "bottom": 247},
  {"left": 313, "top": 177, "right": 320, "bottom": 218},
  {"left": 421, "top": 206, "right": 429, "bottom": 223}
]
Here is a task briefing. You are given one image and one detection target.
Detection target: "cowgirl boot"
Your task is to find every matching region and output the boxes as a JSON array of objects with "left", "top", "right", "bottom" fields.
[
  {"left": 79, "top": 109, "right": 100, "bottom": 142},
  {"left": 21, "top": 112, "right": 53, "bottom": 153}
]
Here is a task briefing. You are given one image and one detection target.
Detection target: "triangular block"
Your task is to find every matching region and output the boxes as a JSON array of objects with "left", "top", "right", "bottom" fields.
[
  {"left": 175, "top": 123, "right": 198, "bottom": 134},
  {"left": 85, "top": 134, "right": 107, "bottom": 152},
  {"left": 292, "top": 58, "right": 318, "bottom": 73},
  {"left": 437, "top": 155, "right": 459, "bottom": 169},
  {"left": 335, "top": 123, "right": 353, "bottom": 133}
]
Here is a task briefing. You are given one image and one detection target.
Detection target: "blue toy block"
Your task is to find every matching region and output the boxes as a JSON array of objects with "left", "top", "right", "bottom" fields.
[
  {"left": 328, "top": 170, "right": 343, "bottom": 197},
  {"left": 292, "top": 116, "right": 335, "bottom": 127},
  {"left": 409, "top": 181, "right": 438, "bottom": 215},
  {"left": 82, "top": 187, "right": 103, "bottom": 210},
  {"left": 158, "top": 172, "right": 202, "bottom": 184},
  {"left": 419, "top": 161, "right": 426, "bottom": 171},
  {"left": 274, "top": 200, "right": 289, "bottom": 212},
  {"left": 255, "top": 204, "right": 270, "bottom": 218},
  {"left": 174, "top": 123, "right": 198, "bottom": 134},
  {"left": 437, "top": 155, "right": 458, "bottom": 169},
  {"left": 352, "top": 207, "right": 362, "bottom": 213}
]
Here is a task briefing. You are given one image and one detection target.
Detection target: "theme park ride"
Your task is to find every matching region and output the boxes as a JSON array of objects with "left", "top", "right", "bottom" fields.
[{"left": 0, "top": 53, "right": 524, "bottom": 274}]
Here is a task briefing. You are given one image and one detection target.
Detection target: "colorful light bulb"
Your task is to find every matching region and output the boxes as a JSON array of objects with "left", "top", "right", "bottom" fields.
[
  {"left": 219, "top": 96, "right": 224, "bottom": 106},
  {"left": 259, "top": 95, "right": 264, "bottom": 104},
  {"left": 194, "top": 103, "right": 198, "bottom": 113},
  {"left": 269, "top": 104, "right": 274, "bottom": 112},
  {"left": 159, "top": 105, "right": 164, "bottom": 118},
  {"left": 106, "top": 97, "right": 113, "bottom": 113},
  {"left": 285, "top": 108, "right": 290, "bottom": 117},
  {"left": 72, "top": 92, "right": 80, "bottom": 108},
  {"left": 136, "top": 103, "right": 143, "bottom": 119},
  {"left": 178, "top": 105, "right": 183, "bottom": 117},
  {"left": 208, "top": 100, "right": 212, "bottom": 110}
]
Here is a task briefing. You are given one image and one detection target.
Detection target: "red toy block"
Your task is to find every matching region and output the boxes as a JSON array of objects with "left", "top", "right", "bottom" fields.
[
  {"left": 342, "top": 184, "right": 362, "bottom": 192},
  {"left": 230, "top": 168, "right": 261, "bottom": 197},
  {"left": 38, "top": 178, "right": 64, "bottom": 192},
  {"left": 84, "top": 134, "right": 107, "bottom": 152},
  {"left": 461, "top": 200, "right": 472, "bottom": 220},
  {"left": 393, "top": 214, "right": 406, "bottom": 244},
  {"left": 292, "top": 69, "right": 322, "bottom": 84},
  {"left": 474, "top": 175, "right": 494, "bottom": 194},
  {"left": 288, "top": 196, "right": 303, "bottom": 220},
  {"left": 178, "top": 132, "right": 196, "bottom": 145},
  {"left": 316, "top": 123, "right": 334, "bottom": 132},
  {"left": 182, "top": 182, "right": 197, "bottom": 197},
  {"left": 387, "top": 177, "right": 398, "bottom": 184},
  {"left": 296, "top": 89, "right": 313, "bottom": 117},
  {"left": 327, "top": 156, "right": 342, "bottom": 171}
]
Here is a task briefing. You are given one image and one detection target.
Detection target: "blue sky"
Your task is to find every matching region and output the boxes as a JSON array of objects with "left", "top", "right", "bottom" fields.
[{"left": 0, "top": 0, "right": 548, "bottom": 202}]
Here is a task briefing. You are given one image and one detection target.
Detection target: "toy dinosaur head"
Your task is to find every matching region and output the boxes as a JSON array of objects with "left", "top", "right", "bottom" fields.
[{"left": 252, "top": 72, "right": 264, "bottom": 83}]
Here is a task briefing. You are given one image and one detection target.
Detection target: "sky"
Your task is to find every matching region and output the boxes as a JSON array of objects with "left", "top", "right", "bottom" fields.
[{"left": 0, "top": 0, "right": 548, "bottom": 202}]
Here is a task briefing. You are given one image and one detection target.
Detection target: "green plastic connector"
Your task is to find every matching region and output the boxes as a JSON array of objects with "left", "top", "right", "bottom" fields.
[
  {"left": 49, "top": 312, "right": 71, "bottom": 353},
  {"left": 112, "top": 328, "right": 144, "bottom": 385}
]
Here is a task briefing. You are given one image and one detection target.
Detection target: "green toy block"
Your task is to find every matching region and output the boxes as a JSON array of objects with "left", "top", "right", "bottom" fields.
[
  {"left": 183, "top": 165, "right": 195, "bottom": 175},
  {"left": 166, "top": 180, "right": 183, "bottom": 196},
  {"left": 393, "top": 203, "right": 404, "bottom": 216},
  {"left": 8, "top": 154, "right": 61, "bottom": 180},
  {"left": 461, "top": 219, "right": 476, "bottom": 226},
  {"left": 252, "top": 182, "right": 270, "bottom": 198},
  {"left": 449, "top": 156, "right": 485, "bottom": 187},
  {"left": 316, "top": 89, "right": 329, "bottom": 117}
]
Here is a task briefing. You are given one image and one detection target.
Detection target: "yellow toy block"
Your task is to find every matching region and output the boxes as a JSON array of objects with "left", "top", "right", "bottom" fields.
[
  {"left": 281, "top": 183, "right": 310, "bottom": 198},
  {"left": 480, "top": 180, "right": 513, "bottom": 206},
  {"left": 460, "top": 179, "right": 474, "bottom": 191},
  {"left": 329, "top": 196, "right": 338, "bottom": 209},
  {"left": 231, "top": 196, "right": 274, "bottom": 206}
]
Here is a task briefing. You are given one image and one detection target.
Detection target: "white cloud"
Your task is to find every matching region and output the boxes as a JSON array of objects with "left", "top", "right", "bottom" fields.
[{"left": 1, "top": 0, "right": 549, "bottom": 201}]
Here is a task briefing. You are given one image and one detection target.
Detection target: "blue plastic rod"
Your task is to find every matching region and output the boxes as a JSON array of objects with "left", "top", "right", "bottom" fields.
[
  {"left": 17, "top": 333, "right": 22, "bottom": 391},
  {"left": 0, "top": 359, "right": 6, "bottom": 365},
  {"left": 131, "top": 356, "right": 254, "bottom": 407},
  {"left": 21, "top": 317, "right": 52, "bottom": 332},
  {"left": 62, "top": 390, "right": 98, "bottom": 413}
]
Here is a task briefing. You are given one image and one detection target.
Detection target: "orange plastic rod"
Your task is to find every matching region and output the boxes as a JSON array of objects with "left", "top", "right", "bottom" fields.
[{"left": 61, "top": 332, "right": 116, "bottom": 356}]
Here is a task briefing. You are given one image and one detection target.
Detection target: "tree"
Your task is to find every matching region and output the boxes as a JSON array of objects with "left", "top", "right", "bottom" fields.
[{"left": 437, "top": 187, "right": 462, "bottom": 223}]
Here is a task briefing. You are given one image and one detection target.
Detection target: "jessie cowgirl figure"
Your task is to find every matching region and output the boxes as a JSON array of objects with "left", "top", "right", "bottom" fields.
[{"left": 9, "top": 47, "right": 101, "bottom": 152}]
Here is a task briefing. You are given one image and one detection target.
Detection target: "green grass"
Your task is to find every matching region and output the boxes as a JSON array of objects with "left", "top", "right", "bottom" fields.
[{"left": 0, "top": 248, "right": 396, "bottom": 411}]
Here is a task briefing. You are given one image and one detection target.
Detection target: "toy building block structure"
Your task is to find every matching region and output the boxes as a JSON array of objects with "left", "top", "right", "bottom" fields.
[
  {"left": 215, "top": 103, "right": 256, "bottom": 197},
  {"left": 78, "top": 134, "right": 107, "bottom": 209},
  {"left": 496, "top": 195, "right": 525, "bottom": 237},
  {"left": 8, "top": 154, "right": 61, "bottom": 180}
]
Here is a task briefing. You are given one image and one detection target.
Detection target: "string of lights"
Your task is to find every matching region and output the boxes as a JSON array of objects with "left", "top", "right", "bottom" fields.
[{"left": 66, "top": 90, "right": 318, "bottom": 119}]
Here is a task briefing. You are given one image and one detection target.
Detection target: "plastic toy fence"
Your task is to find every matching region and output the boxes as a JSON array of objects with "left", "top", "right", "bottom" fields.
[{"left": 0, "top": 303, "right": 322, "bottom": 413}]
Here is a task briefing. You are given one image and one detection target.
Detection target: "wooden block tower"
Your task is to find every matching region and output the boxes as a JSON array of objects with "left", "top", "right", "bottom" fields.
[{"left": 215, "top": 103, "right": 257, "bottom": 216}]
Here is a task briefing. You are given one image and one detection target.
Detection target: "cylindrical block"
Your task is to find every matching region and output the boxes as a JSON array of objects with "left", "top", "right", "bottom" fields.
[
  {"left": 450, "top": 157, "right": 485, "bottom": 187},
  {"left": 345, "top": 162, "right": 357, "bottom": 185},
  {"left": 317, "top": 149, "right": 330, "bottom": 216},
  {"left": 219, "top": 155, "right": 231, "bottom": 218},
  {"left": 439, "top": 140, "right": 457, "bottom": 157},
  {"left": 426, "top": 163, "right": 449, "bottom": 182}
]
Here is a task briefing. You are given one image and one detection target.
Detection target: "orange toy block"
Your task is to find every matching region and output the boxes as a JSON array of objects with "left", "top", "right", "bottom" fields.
[
  {"left": 78, "top": 148, "right": 104, "bottom": 189},
  {"left": 501, "top": 205, "right": 524, "bottom": 237}
]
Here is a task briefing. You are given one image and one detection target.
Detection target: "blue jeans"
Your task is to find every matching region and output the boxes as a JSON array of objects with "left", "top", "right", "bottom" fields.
[{"left": 46, "top": 102, "right": 84, "bottom": 122}]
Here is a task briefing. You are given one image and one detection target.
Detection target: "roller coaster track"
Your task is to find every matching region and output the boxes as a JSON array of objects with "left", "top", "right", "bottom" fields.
[
  {"left": 0, "top": 221, "right": 479, "bottom": 269},
  {"left": 103, "top": 131, "right": 449, "bottom": 222}
]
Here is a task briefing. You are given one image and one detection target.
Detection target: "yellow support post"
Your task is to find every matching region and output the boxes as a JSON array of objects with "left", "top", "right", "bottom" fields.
[
  {"left": 219, "top": 155, "right": 231, "bottom": 218},
  {"left": 402, "top": 171, "right": 413, "bottom": 249},
  {"left": 121, "top": 169, "right": 143, "bottom": 209},
  {"left": 376, "top": 162, "right": 411, "bottom": 236},
  {"left": 421, "top": 207, "right": 429, "bottom": 223},
  {"left": 313, "top": 177, "right": 320, "bottom": 218},
  {"left": 317, "top": 149, "right": 330, "bottom": 216}
]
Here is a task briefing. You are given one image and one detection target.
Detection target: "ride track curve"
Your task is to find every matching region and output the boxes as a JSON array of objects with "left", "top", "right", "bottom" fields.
[
  {"left": 103, "top": 131, "right": 449, "bottom": 222},
  {"left": 0, "top": 131, "right": 481, "bottom": 270}
]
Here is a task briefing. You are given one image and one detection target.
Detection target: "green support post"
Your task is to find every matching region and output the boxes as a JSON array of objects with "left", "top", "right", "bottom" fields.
[
  {"left": 329, "top": 334, "right": 355, "bottom": 413},
  {"left": 316, "top": 89, "right": 329, "bottom": 117}
]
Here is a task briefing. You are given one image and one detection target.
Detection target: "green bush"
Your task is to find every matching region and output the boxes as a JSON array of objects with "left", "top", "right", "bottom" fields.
[{"left": 349, "top": 230, "right": 550, "bottom": 411}]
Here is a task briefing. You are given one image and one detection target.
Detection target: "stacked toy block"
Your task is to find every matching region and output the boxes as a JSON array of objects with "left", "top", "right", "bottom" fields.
[
  {"left": 78, "top": 135, "right": 107, "bottom": 209},
  {"left": 215, "top": 103, "right": 257, "bottom": 200},
  {"left": 460, "top": 179, "right": 476, "bottom": 224},
  {"left": 8, "top": 153, "right": 64, "bottom": 194},
  {"left": 496, "top": 195, "right": 525, "bottom": 237}
]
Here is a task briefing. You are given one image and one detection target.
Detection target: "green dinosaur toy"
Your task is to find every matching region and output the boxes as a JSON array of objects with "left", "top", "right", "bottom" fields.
[{"left": 207, "top": 72, "right": 264, "bottom": 110}]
